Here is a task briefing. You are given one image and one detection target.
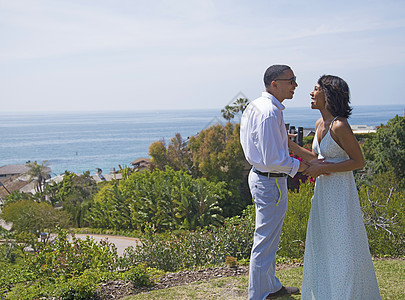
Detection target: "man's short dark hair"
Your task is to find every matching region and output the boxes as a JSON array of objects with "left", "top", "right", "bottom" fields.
[
  {"left": 318, "top": 75, "right": 352, "bottom": 118},
  {"left": 263, "top": 65, "right": 291, "bottom": 88}
]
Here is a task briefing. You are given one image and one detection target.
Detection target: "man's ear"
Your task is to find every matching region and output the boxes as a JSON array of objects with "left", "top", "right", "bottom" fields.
[{"left": 266, "top": 80, "right": 277, "bottom": 93}]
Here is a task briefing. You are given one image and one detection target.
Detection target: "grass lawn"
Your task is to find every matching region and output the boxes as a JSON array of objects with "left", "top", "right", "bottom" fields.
[{"left": 124, "top": 259, "right": 404, "bottom": 300}]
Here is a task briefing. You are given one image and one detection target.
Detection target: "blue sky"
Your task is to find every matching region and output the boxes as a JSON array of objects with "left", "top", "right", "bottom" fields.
[{"left": 1, "top": 0, "right": 404, "bottom": 112}]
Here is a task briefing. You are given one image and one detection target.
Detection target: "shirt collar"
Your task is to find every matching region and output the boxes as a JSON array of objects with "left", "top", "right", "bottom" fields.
[{"left": 262, "top": 92, "right": 285, "bottom": 111}]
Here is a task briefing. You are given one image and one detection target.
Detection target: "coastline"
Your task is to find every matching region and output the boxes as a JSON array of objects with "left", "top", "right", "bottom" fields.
[{"left": 1, "top": 106, "right": 402, "bottom": 175}]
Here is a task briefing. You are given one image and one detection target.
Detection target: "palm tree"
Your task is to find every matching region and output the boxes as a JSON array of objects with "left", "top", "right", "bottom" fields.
[
  {"left": 25, "top": 161, "right": 50, "bottom": 200},
  {"left": 232, "top": 98, "right": 249, "bottom": 114},
  {"left": 221, "top": 105, "right": 236, "bottom": 122}
]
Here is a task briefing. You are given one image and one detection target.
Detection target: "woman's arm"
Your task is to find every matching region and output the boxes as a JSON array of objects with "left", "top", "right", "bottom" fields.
[
  {"left": 288, "top": 138, "right": 317, "bottom": 161},
  {"left": 288, "top": 118, "right": 321, "bottom": 162},
  {"left": 303, "top": 118, "right": 365, "bottom": 177}
]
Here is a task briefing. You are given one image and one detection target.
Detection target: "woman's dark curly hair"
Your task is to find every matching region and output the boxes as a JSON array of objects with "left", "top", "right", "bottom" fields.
[{"left": 318, "top": 75, "right": 352, "bottom": 118}]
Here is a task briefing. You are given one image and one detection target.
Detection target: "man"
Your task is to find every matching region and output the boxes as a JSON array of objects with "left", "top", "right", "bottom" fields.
[{"left": 240, "top": 65, "right": 308, "bottom": 299}]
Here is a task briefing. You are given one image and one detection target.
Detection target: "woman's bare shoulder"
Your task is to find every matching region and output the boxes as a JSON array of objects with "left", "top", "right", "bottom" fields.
[{"left": 331, "top": 117, "right": 353, "bottom": 135}]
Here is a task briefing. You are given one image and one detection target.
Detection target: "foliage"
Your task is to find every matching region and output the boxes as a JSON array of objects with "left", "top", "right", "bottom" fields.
[
  {"left": 148, "top": 122, "right": 248, "bottom": 217},
  {"left": 166, "top": 133, "right": 194, "bottom": 173},
  {"left": 225, "top": 256, "right": 238, "bottom": 267},
  {"left": 362, "top": 115, "right": 405, "bottom": 184},
  {"left": 188, "top": 122, "right": 248, "bottom": 216},
  {"left": 2, "top": 191, "right": 33, "bottom": 208},
  {"left": 279, "top": 181, "right": 314, "bottom": 259},
  {"left": 87, "top": 168, "right": 227, "bottom": 232},
  {"left": 1, "top": 228, "right": 154, "bottom": 299},
  {"left": 25, "top": 160, "right": 50, "bottom": 198},
  {"left": 0, "top": 199, "right": 70, "bottom": 240},
  {"left": 58, "top": 171, "right": 99, "bottom": 227},
  {"left": 53, "top": 269, "right": 105, "bottom": 300},
  {"left": 26, "top": 228, "right": 120, "bottom": 281},
  {"left": 122, "top": 206, "right": 254, "bottom": 272},
  {"left": 221, "top": 105, "right": 236, "bottom": 122},
  {"left": 359, "top": 183, "right": 405, "bottom": 257},
  {"left": 148, "top": 140, "right": 168, "bottom": 170},
  {"left": 302, "top": 135, "right": 314, "bottom": 146},
  {"left": 220, "top": 98, "right": 249, "bottom": 121},
  {"left": 1, "top": 239, "right": 17, "bottom": 263},
  {"left": 123, "top": 264, "right": 152, "bottom": 288}
]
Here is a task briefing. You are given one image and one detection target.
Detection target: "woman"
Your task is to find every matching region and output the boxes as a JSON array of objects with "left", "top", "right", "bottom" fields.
[{"left": 288, "top": 75, "right": 381, "bottom": 299}]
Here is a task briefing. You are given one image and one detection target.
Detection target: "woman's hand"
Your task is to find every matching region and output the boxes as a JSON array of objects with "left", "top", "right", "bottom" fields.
[{"left": 303, "top": 159, "right": 334, "bottom": 178}]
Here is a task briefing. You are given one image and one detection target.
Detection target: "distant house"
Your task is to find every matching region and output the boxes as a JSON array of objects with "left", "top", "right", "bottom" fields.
[
  {"left": 0, "top": 175, "right": 33, "bottom": 200},
  {"left": 131, "top": 158, "right": 151, "bottom": 171},
  {"left": 0, "top": 164, "right": 51, "bottom": 179},
  {"left": 0, "top": 164, "right": 30, "bottom": 179},
  {"left": 91, "top": 173, "right": 123, "bottom": 183},
  {"left": 0, "top": 164, "right": 51, "bottom": 200}
]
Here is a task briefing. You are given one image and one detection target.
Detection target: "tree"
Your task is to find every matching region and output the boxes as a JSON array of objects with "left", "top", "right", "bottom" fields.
[
  {"left": 86, "top": 168, "right": 228, "bottom": 232},
  {"left": 25, "top": 161, "right": 50, "bottom": 200},
  {"left": 188, "top": 123, "right": 249, "bottom": 216},
  {"left": 166, "top": 133, "right": 193, "bottom": 173},
  {"left": 2, "top": 191, "right": 33, "bottom": 208},
  {"left": 221, "top": 105, "right": 236, "bottom": 122},
  {"left": 232, "top": 98, "right": 249, "bottom": 114},
  {"left": 1, "top": 199, "right": 70, "bottom": 238},
  {"left": 58, "top": 171, "right": 99, "bottom": 227},
  {"left": 362, "top": 115, "right": 405, "bottom": 181},
  {"left": 148, "top": 140, "right": 168, "bottom": 170}
]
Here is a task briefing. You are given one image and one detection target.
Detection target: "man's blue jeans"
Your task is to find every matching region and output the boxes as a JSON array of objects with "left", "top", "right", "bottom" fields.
[{"left": 248, "top": 170, "right": 288, "bottom": 300}]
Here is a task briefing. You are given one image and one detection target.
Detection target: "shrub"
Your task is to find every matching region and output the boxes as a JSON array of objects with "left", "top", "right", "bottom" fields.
[
  {"left": 225, "top": 256, "right": 238, "bottom": 267},
  {"left": 26, "top": 228, "right": 120, "bottom": 281},
  {"left": 362, "top": 115, "right": 405, "bottom": 184},
  {"left": 279, "top": 181, "right": 313, "bottom": 259},
  {"left": 122, "top": 206, "right": 254, "bottom": 272},
  {"left": 123, "top": 264, "right": 152, "bottom": 288},
  {"left": 5, "top": 280, "right": 54, "bottom": 300},
  {"left": 54, "top": 269, "right": 105, "bottom": 300},
  {"left": 359, "top": 184, "right": 405, "bottom": 257},
  {"left": 87, "top": 168, "right": 227, "bottom": 232},
  {"left": 0, "top": 200, "right": 70, "bottom": 237}
]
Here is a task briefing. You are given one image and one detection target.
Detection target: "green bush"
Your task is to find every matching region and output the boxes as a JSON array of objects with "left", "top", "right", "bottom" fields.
[
  {"left": 54, "top": 269, "right": 104, "bottom": 300},
  {"left": 362, "top": 115, "right": 405, "bottom": 183},
  {"left": 87, "top": 168, "right": 227, "bottom": 232},
  {"left": 123, "top": 264, "right": 152, "bottom": 288},
  {"left": 122, "top": 206, "right": 254, "bottom": 272},
  {"left": 26, "top": 228, "right": 120, "bottom": 281},
  {"left": 5, "top": 270, "right": 108, "bottom": 300},
  {"left": 279, "top": 181, "right": 314, "bottom": 259},
  {"left": 5, "top": 280, "right": 54, "bottom": 300}
]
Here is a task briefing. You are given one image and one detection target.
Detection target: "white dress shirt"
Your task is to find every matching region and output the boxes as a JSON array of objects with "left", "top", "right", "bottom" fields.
[{"left": 240, "top": 92, "right": 300, "bottom": 177}]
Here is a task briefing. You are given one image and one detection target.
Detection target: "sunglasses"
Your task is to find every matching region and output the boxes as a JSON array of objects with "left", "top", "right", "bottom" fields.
[{"left": 274, "top": 76, "right": 297, "bottom": 85}]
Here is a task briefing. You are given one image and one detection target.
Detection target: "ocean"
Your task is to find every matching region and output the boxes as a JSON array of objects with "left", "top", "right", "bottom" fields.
[{"left": 1, "top": 105, "right": 403, "bottom": 176}]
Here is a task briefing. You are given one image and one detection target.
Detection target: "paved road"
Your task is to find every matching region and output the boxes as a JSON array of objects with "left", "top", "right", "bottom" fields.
[
  {"left": 1, "top": 219, "right": 140, "bottom": 256},
  {"left": 73, "top": 234, "right": 141, "bottom": 256}
]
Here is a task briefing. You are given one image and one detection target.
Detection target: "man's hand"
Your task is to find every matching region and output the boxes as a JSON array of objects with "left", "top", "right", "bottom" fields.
[{"left": 303, "top": 159, "right": 333, "bottom": 177}]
